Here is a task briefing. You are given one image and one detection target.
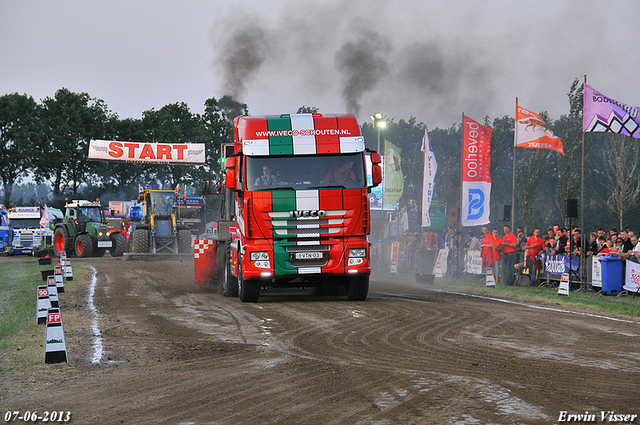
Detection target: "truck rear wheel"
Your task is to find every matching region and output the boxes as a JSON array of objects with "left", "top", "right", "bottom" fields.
[
  {"left": 75, "top": 234, "right": 94, "bottom": 258},
  {"left": 238, "top": 261, "right": 260, "bottom": 302},
  {"left": 222, "top": 241, "right": 238, "bottom": 297},
  {"left": 133, "top": 228, "right": 149, "bottom": 253},
  {"left": 177, "top": 229, "right": 191, "bottom": 254},
  {"left": 110, "top": 233, "right": 126, "bottom": 257},
  {"left": 346, "top": 275, "right": 369, "bottom": 301},
  {"left": 53, "top": 227, "right": 72, "bottom": 257}
]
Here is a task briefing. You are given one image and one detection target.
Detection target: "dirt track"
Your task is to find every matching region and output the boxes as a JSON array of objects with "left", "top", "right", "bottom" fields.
[{"left": 2, "top": 256, "right": 640, "bottom": 424}]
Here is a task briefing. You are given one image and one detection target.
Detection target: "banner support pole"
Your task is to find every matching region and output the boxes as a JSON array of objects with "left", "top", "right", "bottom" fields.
[
  {"left": 580, "top": 75, "right": 587, "bottom": 290},
  {"left": 512, "top": 98, "right": 517, "bottom": 226}
]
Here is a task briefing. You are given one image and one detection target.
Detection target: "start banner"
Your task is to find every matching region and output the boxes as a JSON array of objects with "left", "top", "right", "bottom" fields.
[{"left": 88, "top": 140, "right": 206, "bottom": 165}]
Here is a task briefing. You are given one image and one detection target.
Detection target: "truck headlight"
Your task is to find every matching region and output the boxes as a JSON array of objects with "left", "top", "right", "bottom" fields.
[
  {"left": 348, "top": 248, "right": 366, "bottom": 265},
  {"left": 250, "top": 251, "right": 270, "bottom": 268}
]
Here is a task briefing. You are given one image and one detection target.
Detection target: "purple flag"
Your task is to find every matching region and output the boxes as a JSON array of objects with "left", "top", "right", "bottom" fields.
[{"left": 584, "top": 84, "right": 640, "bottom": 138}]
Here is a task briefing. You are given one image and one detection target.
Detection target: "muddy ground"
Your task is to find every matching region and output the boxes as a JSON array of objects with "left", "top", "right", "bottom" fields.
[{"left": 2, "top": 255, "right": 639, "bottom": 424}]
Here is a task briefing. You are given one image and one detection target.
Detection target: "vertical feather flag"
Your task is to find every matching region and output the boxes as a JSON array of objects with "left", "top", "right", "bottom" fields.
[{"left": 421, "top": 128, "right": 437, "bottom": 227}]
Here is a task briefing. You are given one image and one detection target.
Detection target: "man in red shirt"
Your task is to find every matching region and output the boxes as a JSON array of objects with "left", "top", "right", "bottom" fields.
[
  {"left": 323, "top": 159, "right": 356, "bottom": 184},
  {"left": 492, "top": 228, "right": 503, "bottom": 284},
  {"left": 481, "top": 226, "right": 494, "bottom": 274},
  {"left": 501, "top": 225, "right": 517, "bottom": 285},
  {"left": 524, "top": 229, "right": 545, "bottom": 284}
]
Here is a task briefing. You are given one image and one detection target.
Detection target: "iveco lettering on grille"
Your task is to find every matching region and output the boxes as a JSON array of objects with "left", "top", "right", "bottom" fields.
[{"left": 289, "top": 210, "right": 326, "bottom": 218}]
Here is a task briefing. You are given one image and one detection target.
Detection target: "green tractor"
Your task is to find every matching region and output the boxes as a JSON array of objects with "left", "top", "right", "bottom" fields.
[
  {"left": 53, "top": 200, "right": 126, "bottom": 258},
  {"left": 131, "top": 189, "right": 192, "bottom": 254}
]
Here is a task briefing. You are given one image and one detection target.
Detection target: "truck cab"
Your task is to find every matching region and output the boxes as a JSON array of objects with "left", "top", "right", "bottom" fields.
[
  {"left": 7, "top": 206, "right": 48, "bottom": 255},
  {"left": 0, "top": 207, "right": 12, "bottom": 255},
  {"left": 222, "top": 113, "right": 382, "bottom": 302}
]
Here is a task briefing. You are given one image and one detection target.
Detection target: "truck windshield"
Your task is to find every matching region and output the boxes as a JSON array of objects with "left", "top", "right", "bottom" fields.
[
  {"left": 150, "top": 192, "right": 174, "bottom": 216},
  {"left": 78, "top": 208, "right": 103, "bottom": 223},
  {"left": 8, "top": 218, "right": 40, "bottom": 229},
  {"left": 246, "top": 153, "right": 365, "bottom": 191}
]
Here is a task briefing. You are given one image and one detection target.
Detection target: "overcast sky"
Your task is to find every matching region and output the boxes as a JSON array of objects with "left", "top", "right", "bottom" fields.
[{"left": 1, "top": 0, "right": 639, "bottom": 129}]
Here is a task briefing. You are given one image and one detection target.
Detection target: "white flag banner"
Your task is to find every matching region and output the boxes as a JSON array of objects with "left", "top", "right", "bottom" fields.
[
  {"left": 88, "top": 140, "right": 205, "bottom": 165},
  {"left": 420, "top": 128, "right": 437, "bottom": 227},
  {"left": 624, "top": 260, "right": 640, "bottom": 294}
]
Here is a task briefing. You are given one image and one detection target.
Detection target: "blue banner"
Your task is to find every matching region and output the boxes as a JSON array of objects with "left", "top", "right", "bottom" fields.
[{"left": 542, "top": 254, "right": 579, "bottom": 274}]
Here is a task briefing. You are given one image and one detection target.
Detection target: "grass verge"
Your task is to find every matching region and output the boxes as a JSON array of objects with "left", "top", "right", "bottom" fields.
[
  {"left": 0, "top": 259, "right": 88, "bottom": 398},
  {"left": 372, "top": 268, "right": 640, "bottom": 320}
]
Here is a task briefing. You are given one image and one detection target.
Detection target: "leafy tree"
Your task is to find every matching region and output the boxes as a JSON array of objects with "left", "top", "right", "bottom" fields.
[
  {"left": 141, "top": 102, "right": 207, "bottom": 190},
  {"left": 35, "top": 88, "right": 111, "bottom": 198},
  {"left": 217, "top": 95, "right": 248, "bottom": 123},
  {"left": 203, "top": 97, "right": 235, "bottom": 185},
  {"left": 0, "top": 93, "right": 39, "bottom": 206},
  {"left": 594, "top": 134, "right": 640, "bottom": 229},
  {"left": 297, "top": 105, "right": 319, "bottom": 114},
  {"left": 96, "top": 116, "right": 147, "bottom": 201}
]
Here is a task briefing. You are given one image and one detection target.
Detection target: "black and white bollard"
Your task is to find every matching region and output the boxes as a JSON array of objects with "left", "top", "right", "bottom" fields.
[
  {"left": 54, "top": 264, "right": 65, "bottom": 293},
  {"left": 63, "top": 258, "right": 73, "bottom": 281},
  {"left": 44, "top": 308, "right": 68, "bottom": 364},
  {"left": 47, "top": 275, "right": 59, "bottom": 308},
  {"left": 36, "top": 286, "right": 51, "bottom": 325}
]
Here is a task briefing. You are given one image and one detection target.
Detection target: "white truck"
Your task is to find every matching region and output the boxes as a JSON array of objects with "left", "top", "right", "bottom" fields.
[{"left": 7, "top": 206, "right": 51, "bottom": 255}]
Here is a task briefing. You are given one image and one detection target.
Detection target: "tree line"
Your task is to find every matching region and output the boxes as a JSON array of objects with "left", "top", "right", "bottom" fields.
[{"left": 1, "top": 81, "right": 638, "bottom": 233}]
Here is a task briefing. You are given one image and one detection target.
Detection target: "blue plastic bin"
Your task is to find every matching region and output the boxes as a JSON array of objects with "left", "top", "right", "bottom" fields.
[{"left": 598, "top": 256, "right": 624, "bottom": 295}]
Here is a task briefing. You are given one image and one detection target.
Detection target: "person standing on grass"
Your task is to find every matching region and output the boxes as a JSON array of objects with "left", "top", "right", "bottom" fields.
[
  {"left": 501, "top": 225, "right": 517, "bottom": 286},
  {"left": 492, "top": 228, "right": 503, "bottom": 284}
]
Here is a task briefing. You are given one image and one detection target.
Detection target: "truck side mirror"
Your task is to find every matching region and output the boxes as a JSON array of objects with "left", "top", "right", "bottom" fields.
[
  {"left": 370, "top": 152, "right": 382, "bottom": 186},
  {"left": 225, "top": 157, "right": 238, "bottom": 190}
]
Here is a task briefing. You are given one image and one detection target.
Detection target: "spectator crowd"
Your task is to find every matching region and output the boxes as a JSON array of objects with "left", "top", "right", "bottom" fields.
[{"left": 394, "top": 224, "right": 640, "bottom": 286}]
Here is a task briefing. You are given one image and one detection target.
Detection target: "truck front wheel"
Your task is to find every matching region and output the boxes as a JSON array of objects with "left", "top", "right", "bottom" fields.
[
  {"left": 75, "top": 234, "right": 94, "bottom": 258},
  {"left": 53, "top": 227, "right": 72, "bottom": 257},
  {"left": 238, "top": 261, "right": 260, "bottom": 302},
  {"left": 346, "top": 275, "right": 369, "bottom": 301},
  {"left": 133, "top": 228, "right": 149, "bottom": 253},
  {"left": 177, "top": 229, "right": 191, "bottom": 253},
  {"left": 222, "top": 241, "right": 238, "bottom": 297},
  {"left": 110, "top": 233, "right": 126, "bottom": 257}
]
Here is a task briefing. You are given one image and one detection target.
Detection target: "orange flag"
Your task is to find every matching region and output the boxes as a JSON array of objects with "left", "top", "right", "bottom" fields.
[{"left": 515, "top": 102, "right": 564, "bottom": 155}]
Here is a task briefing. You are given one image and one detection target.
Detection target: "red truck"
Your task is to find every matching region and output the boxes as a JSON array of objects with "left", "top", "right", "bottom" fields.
[{"left": 210, "top": 113, "right": 382, "bottom": 302}]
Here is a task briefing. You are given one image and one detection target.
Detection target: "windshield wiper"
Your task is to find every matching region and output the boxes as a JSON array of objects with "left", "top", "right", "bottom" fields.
[{"left": 307, "top": 185, "right": 347, "bottom": 190}]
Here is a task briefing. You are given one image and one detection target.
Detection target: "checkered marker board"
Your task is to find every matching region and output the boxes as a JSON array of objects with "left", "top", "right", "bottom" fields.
[
  {"left": 194, "top": 239, "right": 215, "bottom": 259},
  {"left": 194, "top": 239, "right": 218, "bottom": 285}
]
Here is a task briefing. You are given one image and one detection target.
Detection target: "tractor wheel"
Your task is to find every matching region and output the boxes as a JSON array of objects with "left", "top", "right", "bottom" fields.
[
  {"left": 177, "top": 229, "right": 192, "bottom": 254},
  {"left": 346, "top": 275, "right": 369, "bottom": 301},
  {"left": 238, "top": 261, "right": 260, "bottom": 302},
  {"left": 222, "top": 240, "right": 238, "bottom": 297},
  {"left": 53, "top": 227, "right": 72, "bottom": 257},
  {"left": 110, "top": 233, "right": 126, "bottom": 257},
  {"left": 133, "top": 228, "right": 150, "bottom": 253},
  {"left": 75, "top": 234, "right": 94, "bottom": 258}
]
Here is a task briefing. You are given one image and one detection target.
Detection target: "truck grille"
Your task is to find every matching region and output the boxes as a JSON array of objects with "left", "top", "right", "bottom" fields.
[{"left": 268, "top": 210, "right": 346, "bottom": 238}]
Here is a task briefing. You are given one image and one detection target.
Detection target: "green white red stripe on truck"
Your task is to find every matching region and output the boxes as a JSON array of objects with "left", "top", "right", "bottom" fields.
[{"left": 236, "top": 114, "right": 364, "bottom": 155}]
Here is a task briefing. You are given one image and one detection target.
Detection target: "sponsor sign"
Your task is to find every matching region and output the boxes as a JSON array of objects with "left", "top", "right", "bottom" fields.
[
  {"left": 542, "top": 254, "right": 580, "bottom": 275},
  {"left": 624, "top": 260, "right": 640, "bottom": 293},
  {"left": 461, "top": 116, "right": 491, "bottom": 226},
  {"left": 465, "top": 250, "right": 483, "bottom": 275}
]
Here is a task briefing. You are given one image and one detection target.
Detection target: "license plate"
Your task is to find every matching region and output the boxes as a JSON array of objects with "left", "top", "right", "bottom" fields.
[
  {"left": 98, "top": 241, "right": 112, "bottom": 248},
  {"left": 295, "top": 252, "right": 323, "bottom": 260}
]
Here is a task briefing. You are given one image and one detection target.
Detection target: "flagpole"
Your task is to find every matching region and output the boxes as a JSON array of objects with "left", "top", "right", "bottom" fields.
[
  {"left": 581, "top": 75, "right": 586, "bottom": 289},
  {"left": 512, "top": 98, "right": 517, "bottom": 226}
]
